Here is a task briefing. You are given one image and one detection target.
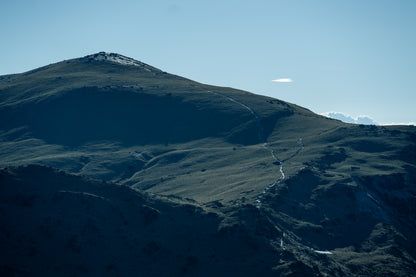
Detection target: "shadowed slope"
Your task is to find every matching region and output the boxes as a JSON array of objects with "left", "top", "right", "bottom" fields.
[
  {"left": 0, "top": 165, "right": 286, "bottom": 277},
  {"left": 0, "top": 53, "right": 295, "bottom": 147}
]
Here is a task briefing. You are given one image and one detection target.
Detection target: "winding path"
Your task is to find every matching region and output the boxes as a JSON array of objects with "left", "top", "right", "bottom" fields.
[
  {"left": 207, "top": 90, "right": 265, "bottom": 142},
  {"left": 204, "top": 88, "right": 335, "bottom": 254},
  {"left": 204, "top": 89, "right": 304, "bottom": 208}
]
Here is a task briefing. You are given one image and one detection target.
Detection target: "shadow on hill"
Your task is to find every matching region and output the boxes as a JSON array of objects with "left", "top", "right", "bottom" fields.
[
  {"left": 0, "top": 165, "right": 282, "bottom": 276},
  {"left": 267, "top": 169, "right": 379, "bottom": 250},
  {"left": 1, "top": 87, "right": 267, "bottom": 147}
]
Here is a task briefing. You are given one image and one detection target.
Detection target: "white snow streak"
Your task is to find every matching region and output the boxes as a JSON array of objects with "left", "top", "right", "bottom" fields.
[{"left": 314, "top": 250, "right": 333, "bottom": 255}]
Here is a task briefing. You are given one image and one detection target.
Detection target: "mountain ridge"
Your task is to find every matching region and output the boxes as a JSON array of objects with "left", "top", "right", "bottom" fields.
[{"left": 0, "top": 53, "right": 415, "bottom": 276}]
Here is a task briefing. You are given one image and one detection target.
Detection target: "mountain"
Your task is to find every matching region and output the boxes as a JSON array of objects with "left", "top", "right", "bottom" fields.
[
  {"left": 321, "top": 112, "right": 379, "bottom": 125},
  {"left": 1, "top": 52, "right": 415, "bottom": 276}
]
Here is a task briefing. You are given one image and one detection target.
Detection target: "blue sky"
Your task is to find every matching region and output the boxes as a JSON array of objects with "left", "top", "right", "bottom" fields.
[{"left": 1, "top": 0, "right": 415, "bottom": 124}]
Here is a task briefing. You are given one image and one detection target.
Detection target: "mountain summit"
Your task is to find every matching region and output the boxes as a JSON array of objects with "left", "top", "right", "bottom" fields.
[
  {"left": 1, "top": 53, "right": 415, "bottom": 276},
  {"left": 86, "top": 52, "right": 149, "bottom": 66},
  {"left": 83, "top": 52, "right": 164, "bottom": 72}
]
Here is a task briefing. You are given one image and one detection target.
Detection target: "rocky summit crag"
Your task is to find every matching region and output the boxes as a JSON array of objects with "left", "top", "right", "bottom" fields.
[{"left": 1, "top": 53, "right": 415, "bottom": 276}]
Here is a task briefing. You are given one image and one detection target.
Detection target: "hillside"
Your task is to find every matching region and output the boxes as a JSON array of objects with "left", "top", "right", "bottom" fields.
[{"left": 1, "top": 52, "right": 415, "bottom": 276}]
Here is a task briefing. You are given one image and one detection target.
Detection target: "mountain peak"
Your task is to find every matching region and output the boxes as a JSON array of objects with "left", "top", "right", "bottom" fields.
[{"left": 82, "top": 52, "right": 155, "bottom": 70}]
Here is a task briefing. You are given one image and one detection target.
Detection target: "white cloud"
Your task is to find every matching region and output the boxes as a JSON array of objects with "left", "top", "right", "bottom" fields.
[
  {"left": 272, "top": 78, "right": 293, "bottom": 83},
  {"left": 321, "top": 112, "right": 378, "bottom": 125}
]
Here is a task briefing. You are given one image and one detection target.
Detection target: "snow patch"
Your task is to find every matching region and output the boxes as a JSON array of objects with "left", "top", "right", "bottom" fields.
[
  {"left": 381, "top": 122, "right": 416, "bottom": 126},
  {"left": 85, "top": 52, "right": 153, "bottom": 72},
  {"left": 314, "top": 250, "right": 333, "bottom": 255}
]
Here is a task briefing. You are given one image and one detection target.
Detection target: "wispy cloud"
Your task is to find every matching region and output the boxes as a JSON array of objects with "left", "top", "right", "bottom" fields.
[
  {"left": 320, "top": 112, "right": 378, "bottom": 125},
  {"left": 272, "top": 78, "right": 293, "bottom": 83}
]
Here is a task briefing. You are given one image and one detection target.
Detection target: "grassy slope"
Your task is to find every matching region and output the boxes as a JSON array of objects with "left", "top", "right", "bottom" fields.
[
  {"left": 1, "top": 54, "right": 415, "bottom": 275},
  {"left": 0, "top": 54, "right": 341, "bottom": 204}
]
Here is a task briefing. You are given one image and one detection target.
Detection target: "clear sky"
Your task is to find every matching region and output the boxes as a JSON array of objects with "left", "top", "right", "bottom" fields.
[{"left": 1, "top": 0, "right": 415, "bottom": 124}]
